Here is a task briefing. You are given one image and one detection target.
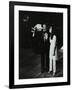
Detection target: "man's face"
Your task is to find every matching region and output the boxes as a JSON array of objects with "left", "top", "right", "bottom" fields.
[
  {"left": 43, "top": 24, "right": 47, "bottom": 32},
  {"left": 43, "top": 24, "right": 46, "bottom": 29}
]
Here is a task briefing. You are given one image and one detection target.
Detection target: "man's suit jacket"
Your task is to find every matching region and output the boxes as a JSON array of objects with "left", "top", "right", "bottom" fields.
[{"left": 33, "top": 30, "right": 50, "bottom": 54}]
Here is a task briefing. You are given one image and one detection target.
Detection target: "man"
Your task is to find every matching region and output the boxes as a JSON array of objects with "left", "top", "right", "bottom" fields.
[
  {"left": 31, "top": 24, "right": 50, "bottom": 73},
  {"left": 41, "top": 24, "right": 50, "bottom": 73}
]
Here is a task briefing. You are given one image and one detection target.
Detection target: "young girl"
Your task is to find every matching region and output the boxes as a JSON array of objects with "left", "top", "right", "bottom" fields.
[{"left": 49, "top": 26, "right": 57, "bottom": 76}]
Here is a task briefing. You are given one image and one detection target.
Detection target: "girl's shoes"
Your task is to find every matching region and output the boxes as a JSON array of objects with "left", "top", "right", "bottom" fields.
[
  {"left": 48, "top": 71, "right": 56, "bottom": 77},
  {"left": 53, "top": 72, "right": 56, "bottom": 76}
]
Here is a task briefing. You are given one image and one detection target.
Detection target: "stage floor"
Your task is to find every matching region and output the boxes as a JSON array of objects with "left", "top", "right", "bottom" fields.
[{"left": 19, "top": 48, "right": 63, "bottom": 79}]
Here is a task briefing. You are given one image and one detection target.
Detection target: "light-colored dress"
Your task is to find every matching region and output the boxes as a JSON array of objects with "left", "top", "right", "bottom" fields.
[
  {"left": 49, "top": 35, "right": 57, "bottom": 73},
  {"left": 49, "top": 35, "right": 57, "bottom": 61}
]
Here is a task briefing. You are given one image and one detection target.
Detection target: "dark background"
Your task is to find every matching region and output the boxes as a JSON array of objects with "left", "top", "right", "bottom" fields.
[
  {"left": 19, "top": 11, "right": 63, "bottom": 49},
  {"left": 19, "top": 11, "right": 63, "bottom": 79}
]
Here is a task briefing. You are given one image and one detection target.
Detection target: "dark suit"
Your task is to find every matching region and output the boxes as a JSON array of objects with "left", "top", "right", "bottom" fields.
[
  {"left": 33, "top": 30, "right": 43, "bottom": 53},
  {"left": 41, "top": 31, "right": 50, "bottom": 73},
  {"left": 32, "top": 30, "right": 50, "bottom": 73}
]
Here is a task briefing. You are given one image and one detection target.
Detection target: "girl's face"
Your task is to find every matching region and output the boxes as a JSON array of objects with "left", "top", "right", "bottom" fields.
[
  {"left": 43, "top": 24, "right": 46, "bottom": 29},
  {"left": 49, "top": 26, "right": 52, "bottom": 33}
]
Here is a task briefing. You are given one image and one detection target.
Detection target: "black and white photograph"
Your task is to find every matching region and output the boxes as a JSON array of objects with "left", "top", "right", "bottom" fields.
[
  {"left": 9, "top": 1, "right": 70, "bottom": 88},
  {"left": 19, "top": 11, "right": 63, "bottom": 79}
]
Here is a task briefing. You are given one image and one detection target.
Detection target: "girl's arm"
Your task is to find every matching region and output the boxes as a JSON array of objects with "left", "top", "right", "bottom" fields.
[{"left": 53, "top": 35, "right": 57, "bottom": 56}]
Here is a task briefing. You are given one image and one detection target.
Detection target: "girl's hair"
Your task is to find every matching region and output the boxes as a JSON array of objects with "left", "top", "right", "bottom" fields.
[
  {"left": 51, "top": 24, "right": 58, "bottom": 48},
  {"left": 50, "top": 24, "right": 57, "bottom": 39}
]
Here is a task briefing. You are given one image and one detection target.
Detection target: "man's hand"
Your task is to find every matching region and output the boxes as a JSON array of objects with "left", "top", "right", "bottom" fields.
[
  {"left": 44, "top": 33, "right": 48, "bottom": 40},
  {"left": 31, "top": 27, "right": 35, "bottom": 37}
]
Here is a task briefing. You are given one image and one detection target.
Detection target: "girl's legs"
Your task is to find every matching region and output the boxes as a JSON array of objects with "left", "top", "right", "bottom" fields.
[{"left": 53, "top": 57, "right": 56, "bottom": 76}]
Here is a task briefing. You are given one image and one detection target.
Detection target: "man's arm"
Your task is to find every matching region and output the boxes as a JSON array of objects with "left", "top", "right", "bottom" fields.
[{"left": 31, "top": 27, "right": 36, "bottom": 37}]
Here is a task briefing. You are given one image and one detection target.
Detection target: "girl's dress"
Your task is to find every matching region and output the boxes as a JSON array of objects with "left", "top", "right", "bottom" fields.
[{"left": 49, "top": 35, "right": 57, "bottom": 75}]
